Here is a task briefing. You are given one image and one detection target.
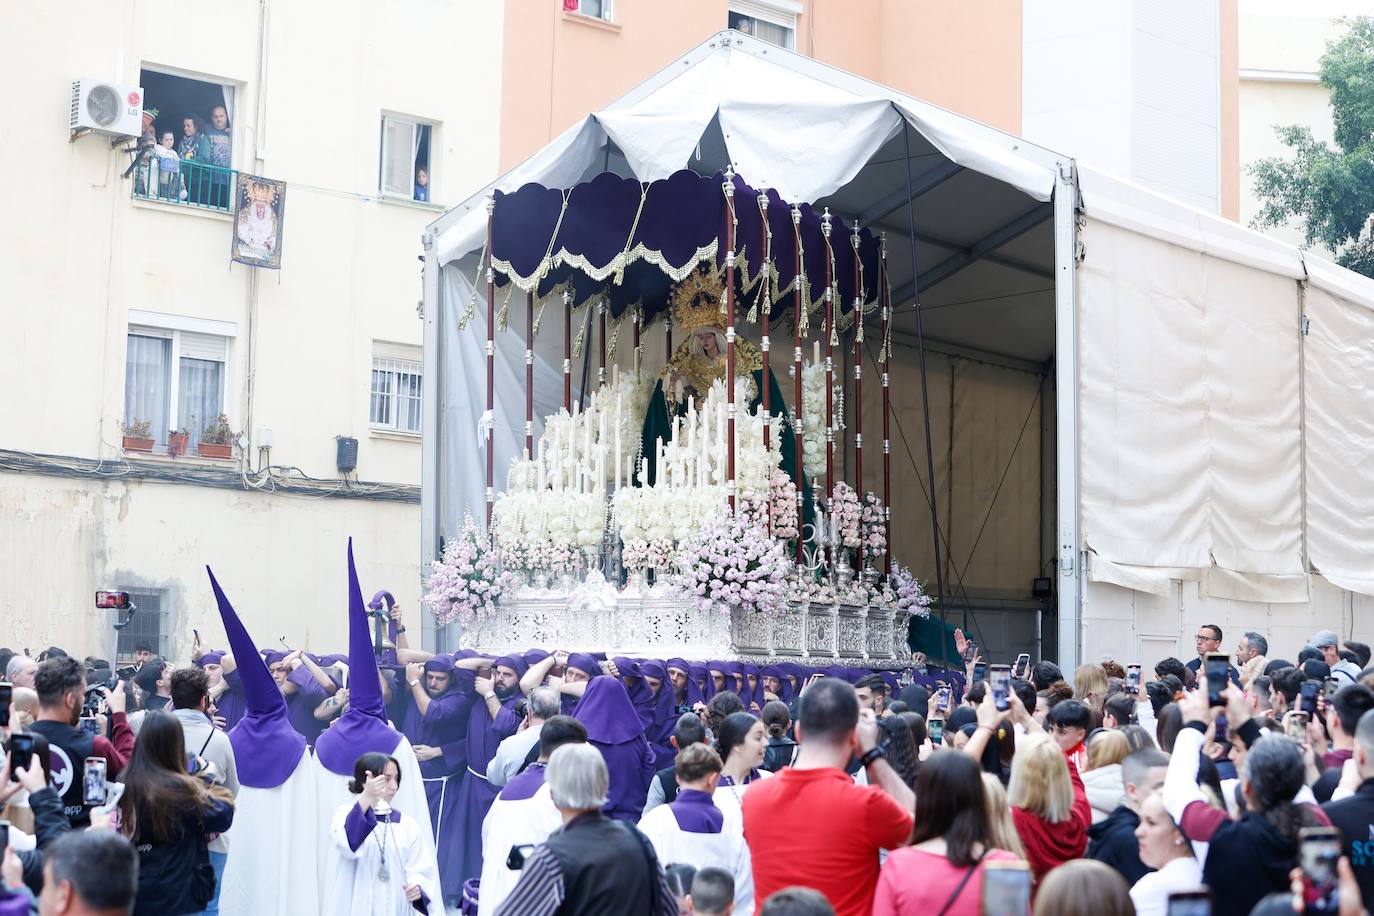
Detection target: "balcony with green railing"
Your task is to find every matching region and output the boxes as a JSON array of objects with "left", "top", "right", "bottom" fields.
[{"left": 131, "top": 153, "right": 237, "bottom": 214}]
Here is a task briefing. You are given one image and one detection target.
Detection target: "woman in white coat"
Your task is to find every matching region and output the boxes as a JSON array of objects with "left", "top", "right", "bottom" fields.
[{"left": 330, "top": 752, "right": 442, "bottom": 916}]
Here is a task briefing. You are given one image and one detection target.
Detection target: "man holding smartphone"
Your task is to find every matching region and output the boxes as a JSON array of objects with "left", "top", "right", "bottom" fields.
[
  {"left": 1184, "top": 625, "right": 1241, "bottom": 686},
  {"left": 27, "top": 657, "right": 132, "bottom": 828}
]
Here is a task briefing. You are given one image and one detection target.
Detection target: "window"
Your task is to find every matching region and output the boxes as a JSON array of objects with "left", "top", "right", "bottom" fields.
[
  {"left": 371, "top": 356, "right": 423, "bottom": 434},
  {"left": 124, "top": 316, "right": 232, "bottom": 451},
  {"left": 729, "top": 2, "right": 798, "bottom": 50},
  {"left": 380, "top": 115, "right": 433, "bottom": 202},
  {"left": 564, "top": 0, "right": 613, "bottom": 21},
  {"left": 131, "top": 67, "right": 237, "bottom": 212},
  {"left": 115, "top": 589, "right": 167, "bottom": 663}
]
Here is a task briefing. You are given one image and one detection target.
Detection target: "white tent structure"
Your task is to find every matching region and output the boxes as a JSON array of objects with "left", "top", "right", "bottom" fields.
[{"left": 422, "top": 30, "right": 1374, "bottom": 671}]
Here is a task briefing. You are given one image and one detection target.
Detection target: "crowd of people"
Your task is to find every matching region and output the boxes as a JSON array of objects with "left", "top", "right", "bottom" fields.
[{"left": 6, "top": 598, "right": 1374, "bottom": 915}]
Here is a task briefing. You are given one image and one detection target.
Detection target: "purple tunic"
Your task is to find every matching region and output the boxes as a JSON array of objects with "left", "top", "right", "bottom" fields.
[
  {"left": 450, "top": 687, "right": 522, "bottom": 883},
  {"left": 572, "top": 677, "right": 656, "bottom": 821},
  {"left": 285, "top": 664, "right": 328, "bottom": 745},
  {"left": 214, "top": 669, "right": 247, "bottom": 731},
  {"left": 499, "top": 762, "right": 546, "bottom": 801}
]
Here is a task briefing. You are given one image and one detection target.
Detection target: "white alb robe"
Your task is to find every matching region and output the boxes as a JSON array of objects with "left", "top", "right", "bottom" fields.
[
  {"left": 476, "top": 782, "right": 563, "bottom": 916},
  {"left": 638, "top": 797, "right": 755, "bottom": 915},
  {"left": 311, "top": 737, "right": 435, "bottom": 897},
  {"left": 329, "top": 802, "right": 443, "bottom": 916},
  {"left": 218, "top": 748, "right": 323, "bottom": 916}
]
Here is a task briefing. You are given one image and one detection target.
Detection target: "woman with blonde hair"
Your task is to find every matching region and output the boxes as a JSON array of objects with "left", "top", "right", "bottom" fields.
[
  {"left": 1073, "top": 664, "right": 1109, "bottom": 714},
  {"left": 1007, "top": 732, "right": 1091, "bottom": 884},
  {"left": 980, "top": 772, "right": 1025, "bottom": 858},
  {"left": 1082, "top": 728, "right": 1131, "bottom": 824}
]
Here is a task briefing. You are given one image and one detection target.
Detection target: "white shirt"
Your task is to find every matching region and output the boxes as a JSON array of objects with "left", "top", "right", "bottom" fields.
[
  {"left": 486, "top": 724, "right": 542, "bottom": 787},
  {"left": 478, "top": 776, "right": 563, "bottom": 916},
  {"left": 638, "top": 795, "right": 754, "bottom": 915},
  {"left": 1130, "top": 854, "right": 1204, "bottom": 916}
]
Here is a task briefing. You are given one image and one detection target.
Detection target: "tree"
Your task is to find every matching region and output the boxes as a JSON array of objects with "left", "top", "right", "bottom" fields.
[{"left": 1249, "top": 16, "right": 1374, "bottom": 277}]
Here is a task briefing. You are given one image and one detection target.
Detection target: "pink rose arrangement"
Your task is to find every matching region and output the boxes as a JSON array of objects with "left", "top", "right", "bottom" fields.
[
  {"left": 861, "top": 491, "right": 887, "bottom": 558},
  {"left": 423, "top": 514, "right": 517, "bottom": 626},
  {"left": 670, "top": 510, "right": 791, "bottom": 617},
  {"left": 889, "top": 563, "right": 932, "bottom": 618},
  {"left": 768, "top": 470, "right": 799, "bottom": 541},
  {"left": 830, "top": 481, "right": 862, "bottom": 550},
  {"left": 622, "top": 538, "right": 675, "bottom": 571}
]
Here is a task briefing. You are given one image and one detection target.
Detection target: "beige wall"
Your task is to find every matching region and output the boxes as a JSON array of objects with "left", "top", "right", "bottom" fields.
[{"left": 0, "top": 2, "right": 504, "bottom": 657}]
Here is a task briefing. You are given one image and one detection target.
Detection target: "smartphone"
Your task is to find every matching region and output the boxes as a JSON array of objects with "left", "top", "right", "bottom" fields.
[
  {"left": 1324, "top": 677, "right": 1340, "bottom": 701},
  {"left": 506, "top": 843, "right": 537, "bottom": 870},
  {"left": 981, "top": 860, "right": 1032, "bottom": 916},
  {"left": 973, "top": 661, "right": 989, "bottom": 686},
  {"left": 1205, "top": 653, "right": 1230, "bottom": 706},
  {"left": 1127, "top": 665, "right": 1142, "bottom": 695},
  {"left": 79, "top": 716, "right": 99, "bottom": 738},
  {"left": 963, "top": 641, "right": 978, "bottom": 663},
  {"left": 7, "top": 733, "right": 34, "bottom": 781},
  {"left": 0, "top": 821, "right": 8, "bottom": 854},
  {"left": 0, "top": 685, "right": 10, "bottom": 728},
  {"left": 1300, "top": 680, "right": 1321, "bottom": 714},
  {"left": 990, "top": 664, "right": 1012, "bottom": 712},
  {"left": 1014, "top": 653, "right": 1031, "bottom": 679},
  {"left": 1286, "top": 711, "right": 1310, "bottom": 744},
  {"left": 675, "top": 704, "right": 693, "bottom": 715},
  {"left": 95, "top": 590, "right": 131, "bottom": 609},
  {"left": 1214, "top": 713, "right": 1228, "bottom": 746},
  {"left": 1299, "top": 826, "right": 1342, "bottom": 914},
  {"left": 1165, "top": 888, "right": 1212, "bottom": 916},
  {"left": 929, "top": 716, "right": 945, "bottom": 745},
  {"left": 935, "top": 686, "right": 952, "bottom": 713},
  {"left": 83, "top": 757, "right": 107, "bottom": 806}
]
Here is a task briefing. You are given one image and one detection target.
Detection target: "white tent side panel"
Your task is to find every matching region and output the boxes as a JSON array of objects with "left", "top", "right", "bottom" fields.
[
  {"left": 1076, "top": 216, "right": 1304, "bottom": 602},
  {"left": 1303, "top": 260, "right": 1374, "bottom": 598}
]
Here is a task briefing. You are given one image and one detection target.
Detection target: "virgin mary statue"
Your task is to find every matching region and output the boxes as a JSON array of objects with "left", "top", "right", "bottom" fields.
[{"left": 638, "top": 265, "right": 813, "bottom": 529}]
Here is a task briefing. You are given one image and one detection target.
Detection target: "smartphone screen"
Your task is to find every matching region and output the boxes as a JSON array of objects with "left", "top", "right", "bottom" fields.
[
  {"left": 1214, "top": 713, "right": 1228, "bottom": 746},
  {"left": 1286, "top": 711, "right": 1310, "bottom": 744},
  {"left": 991, "top": 665, "right": 1012, "bottom": 711},
  {"left": 7, "top": 734, "right": 34, "bottom": 781},
  {"left": 83, "top": 758, "right": 108, "bottom": 806},
  {"left": 0, "top": 685, "right": 10, "bottom": 728},
  {"left": 1300, "top": 680, "right": 1321, "bottom": 714},
  {"left": 982, "top": 862, "right": 1032, "bottom": 916},
  {"left": 1127, "top": 665, "right": 1141, "bottom": 694},
  {"left": 1324, "top": 677, "right": 1339, "bottom": 701},
  {"left": 0, "top": 822, "right": 8, "bottom": 854},
  {"left": 929, "top": 717, "right": 945, "bottom": 745},
  {"left": 1300, "top": 827, "right": 1342, "bottom": 913},
  {"left": 1014, "top": 653, "right": 1031, "bottom": 679},
  {"left": 973, "top": 661, "right": 989, "bottom": 685},
  {"left": 1165, "top": 889, "right": 1212, "bottom": 916},
  {"left": 936, "top": 686, "right": 951, "bottom": 712},
  {"left": 79, "top": 716, "right": 99, "bottom": 738},
  {"left": 1205, "top": 653, "right": 1229, "bottom": 705}
]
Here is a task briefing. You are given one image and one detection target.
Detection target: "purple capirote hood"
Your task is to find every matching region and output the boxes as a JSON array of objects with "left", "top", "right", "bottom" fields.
[
  {"left": 206, "top": 566, "right": 307, "bottom": 788},
  {"left": 314, "top": 539, "right": 403, "bottom": 775}
]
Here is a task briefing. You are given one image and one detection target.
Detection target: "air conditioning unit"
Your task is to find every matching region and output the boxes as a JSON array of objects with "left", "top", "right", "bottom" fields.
[{"left": 70, "top": 78, "right": 144, "bottom": 138}]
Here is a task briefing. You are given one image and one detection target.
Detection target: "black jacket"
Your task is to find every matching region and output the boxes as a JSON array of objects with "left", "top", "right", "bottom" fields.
[
  {"left": 131, "top": 798, "right": 234, "bottom": 916},
  {"left": 1086, "top": 805, "right": 1151, "bottom": 885},
  {"left": 1201, "top": 810, "right": 1309, "bottom": 916},
  {"left": 17, "top": 787, "right": 71, "bottom": 896},
  {"left": 1322, "top": 778, "right": 1374, "bottom": 908}
]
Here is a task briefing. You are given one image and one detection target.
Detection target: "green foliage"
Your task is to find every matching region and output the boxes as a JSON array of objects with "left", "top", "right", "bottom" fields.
[{"left": 1249, "top": 16, "right": 1374, "bottom": 277}]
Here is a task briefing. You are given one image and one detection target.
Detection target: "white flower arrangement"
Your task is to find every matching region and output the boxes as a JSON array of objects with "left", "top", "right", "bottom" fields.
[
  {"left": 586, "top": 370, "right": 654, "bottom": 483},
  {"left": 800, "top": 360, "right": 827, "bottom": 467}
]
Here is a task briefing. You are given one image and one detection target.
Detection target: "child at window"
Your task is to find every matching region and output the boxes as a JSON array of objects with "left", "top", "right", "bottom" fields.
[
  {"left": 413, "top": 167, "right": 429, "bottom": 202},
  {"left": 154, "top": 131, "right": 185, "bottom": 201}
]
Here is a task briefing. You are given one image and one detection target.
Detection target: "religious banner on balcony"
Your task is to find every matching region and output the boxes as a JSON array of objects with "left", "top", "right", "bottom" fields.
[{"left": 231, "top": 173, "right": 286, "bottom": 269}]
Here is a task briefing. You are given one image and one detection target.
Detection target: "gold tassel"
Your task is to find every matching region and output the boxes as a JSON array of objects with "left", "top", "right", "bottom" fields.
[
  {"left": 607, "top": 315, "right": 620, "bottom": 360},
  {"left": 496, "top": 285, "right": 513, "bottom": 332},
  {"left": 533, "top": 299, "right": 549, "bottom": 336}
]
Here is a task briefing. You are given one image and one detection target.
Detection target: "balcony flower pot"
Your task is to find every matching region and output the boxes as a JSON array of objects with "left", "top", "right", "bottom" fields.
[
  {"left": 197, "top": 442, "right": 233, "bottom": 459},
  {"left": 122, "top": 436, "right": 154, "bottom": 452},
  {"left": 167, "top": 432, "right": 189, "bottom": 457}
]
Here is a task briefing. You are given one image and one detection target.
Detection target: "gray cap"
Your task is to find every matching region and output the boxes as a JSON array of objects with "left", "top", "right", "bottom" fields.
[{"left": 1310, "top": 630, "right": 1339, "bottom": 649}]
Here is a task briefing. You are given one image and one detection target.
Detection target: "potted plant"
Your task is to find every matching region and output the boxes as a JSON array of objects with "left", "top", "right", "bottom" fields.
[
  {"left": 198, "top": 413, "right": 237, "bottom": 459},
  {"left": 119, "top": 419, "right": 154, "bottom": 452},
  {"left": 167, "top": 422, "right": 190, "bottom": 457}
]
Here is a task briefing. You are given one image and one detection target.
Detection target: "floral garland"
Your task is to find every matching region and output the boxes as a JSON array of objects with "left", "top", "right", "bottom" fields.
[
  {"left": 830, "top": 481, "right": 862, "bottom": 550},
  {"left": 861, "top": 491, "right": 887, "bottom": 558},
  {"left": 423, "top": 514, "right": 516, "bottom": 626},
  {"left": 800, "top": 360, "right": 827, "bottom": 466},
  {"left": 767, "top": 470, "right": 799, "bottom": 541},
  {"left": 669, "top": 509, "right": 791, "bottom": 617}
]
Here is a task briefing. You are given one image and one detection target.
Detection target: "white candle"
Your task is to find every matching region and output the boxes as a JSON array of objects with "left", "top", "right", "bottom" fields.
[
  {"left": 537, "top": 439, "right": 546, "bottom": 491},
  {"left": 615, "top": 393, "right": 623, "bottom": 491},
  {"left": 813, "top": 340, "right": 820, "bottom": 365},
  {"left": 598, "top": 410, "right": 607, "bottom": 492},
  {"left": 641, "top": 456, "right": 649, "bottom": 486},
  {"left": 552, "top": 424, "right": 562, "bottom": 491},
  {"left": 613, "top": 364, "right": 618, "bottom": 389}
]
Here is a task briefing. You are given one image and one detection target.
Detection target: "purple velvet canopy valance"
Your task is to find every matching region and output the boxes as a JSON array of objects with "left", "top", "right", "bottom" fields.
[{"left": 487, "top": 169, "right": 882, "bottom": 326}]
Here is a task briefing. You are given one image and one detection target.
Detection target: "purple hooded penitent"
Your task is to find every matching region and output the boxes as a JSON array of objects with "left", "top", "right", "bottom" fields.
[
  {"left": 314, "top": 539, "right": 404, "bottom": 775},
  {"left": 206, "top": 567, "right": 306, "bottom": 789}
]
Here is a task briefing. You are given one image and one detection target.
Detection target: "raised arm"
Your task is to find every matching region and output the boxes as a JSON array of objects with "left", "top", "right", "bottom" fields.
[
  {"left": 521, "top": 653, "right": 560, "bottom": 695},
  {"left": 296, "top": 651, "right": 339, "bottom": 695}
]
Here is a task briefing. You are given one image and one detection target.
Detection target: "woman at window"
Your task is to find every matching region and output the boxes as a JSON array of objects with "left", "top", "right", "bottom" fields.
[
  {"left": 872, "top": 750, "right": 1023, "bottom": 915},
  {"left": 118, "top": 710, "right": 235, "bottom": 916},
  {"left": 177, "top": 114, "right": 211, "bottom": 203}
]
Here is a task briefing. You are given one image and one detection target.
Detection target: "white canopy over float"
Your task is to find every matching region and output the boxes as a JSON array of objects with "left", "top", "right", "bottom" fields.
[{"left": 423, "top": 30, "right": 1374, "bottom": 670}]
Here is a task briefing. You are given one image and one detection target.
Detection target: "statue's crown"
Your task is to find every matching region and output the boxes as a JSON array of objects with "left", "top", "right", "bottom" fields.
[{"left": 669, "top": 265, "right": 727, "bottom": 335}]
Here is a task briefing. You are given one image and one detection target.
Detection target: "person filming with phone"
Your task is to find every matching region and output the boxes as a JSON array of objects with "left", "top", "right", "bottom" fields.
[{"left": 28, "top": 657, "right": 132, "bottom": 828}]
